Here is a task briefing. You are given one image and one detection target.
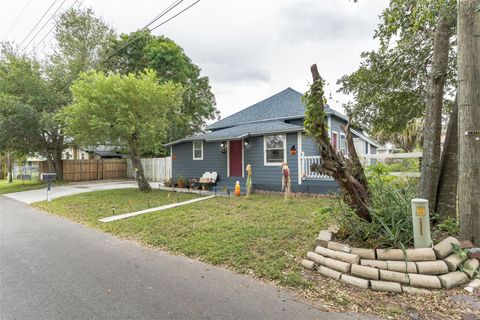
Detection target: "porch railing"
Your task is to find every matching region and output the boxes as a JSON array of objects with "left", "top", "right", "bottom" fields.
[{"left": 300, "top": 154, "right": 332, "bottom": 180}]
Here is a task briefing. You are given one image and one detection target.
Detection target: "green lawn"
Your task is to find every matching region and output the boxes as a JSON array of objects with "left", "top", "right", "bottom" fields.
[
  {"left": 33, "top": 189, "right": 330, "bottom": 288},
  {"left": 0, "top": 180, "right": 47, "bottom": 195}
]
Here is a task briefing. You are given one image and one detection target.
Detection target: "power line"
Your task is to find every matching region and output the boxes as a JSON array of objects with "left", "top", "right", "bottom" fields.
[
  {"left": 29, "top": 0, "right": 81, "bottom": 55},
  {"left": 18, "top": 0, "right": 59, "bottom": 47},
  {"left": 94, "top": 0, "right": 186, "bottom": 67},
  {"left": 150, "top": 0, "right": 200, "bottom": 32},
  {"left": 21, "top": 0, "right": 69, "bottom": 52},
  {"left": 3, "top": 0, "right": 33, "bottom": 41},
  {"left": 96, "top": 0, "right": 201, "bottom": 68}
]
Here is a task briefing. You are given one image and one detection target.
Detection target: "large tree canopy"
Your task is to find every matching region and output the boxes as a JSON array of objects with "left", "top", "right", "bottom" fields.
[
  {"left": 62, "top": 70, "right": 183, "bottom": 191},
  {"left": 102, "top": 31, "right": 218, "bottom": 155},
  {"left": 338, "top": 0, "right": 457, "bottom": 142}
]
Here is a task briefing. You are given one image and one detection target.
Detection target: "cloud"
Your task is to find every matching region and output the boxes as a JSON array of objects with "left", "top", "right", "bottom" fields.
[
  {"left": 278, "top": 0, "right": 383, "bottom": 44},
  {"left": 203, "top": 62, "right": 271, "bottom": 84}
]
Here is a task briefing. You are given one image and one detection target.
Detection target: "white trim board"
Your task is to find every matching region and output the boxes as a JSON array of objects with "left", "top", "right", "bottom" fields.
[{"left": 99, "top": 195, "right": 215, "bottom": 223}]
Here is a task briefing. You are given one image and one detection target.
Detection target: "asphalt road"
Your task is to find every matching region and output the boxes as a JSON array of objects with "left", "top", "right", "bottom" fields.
[{"left": 0, "top": 196, "right": 378, "bottom": 320}]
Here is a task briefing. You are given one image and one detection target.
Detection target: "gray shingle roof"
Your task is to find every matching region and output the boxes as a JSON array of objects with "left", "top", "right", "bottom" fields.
[
  {"left": 207, "top": 87, "right": 324, "bottom": 130},
  {"left": 165, "top": 120, "right": 303, "bottom": 146}
]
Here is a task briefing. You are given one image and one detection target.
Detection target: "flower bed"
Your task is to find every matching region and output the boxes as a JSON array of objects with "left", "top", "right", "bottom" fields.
[{"left": 302, "top": 226, "right": 478, "bottom": 292}]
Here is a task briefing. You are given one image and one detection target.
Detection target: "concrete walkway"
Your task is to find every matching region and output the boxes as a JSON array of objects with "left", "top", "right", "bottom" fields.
[
  {"left": 0, "top": 196, "right": 380, "bottom": 320},
  {"left": 2, "top": 180, "right": 139, "bottom": 204}
]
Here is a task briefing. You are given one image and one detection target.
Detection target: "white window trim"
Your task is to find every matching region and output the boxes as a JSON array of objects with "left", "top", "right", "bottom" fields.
[
  {"left": 263, "top": 134, "right": 287, "bottom": 166},
  {"left": 340, "top": 133, "right": 347, "bottom": 154},
  {"left": 365, "top": 142, "right": 370, "bottom": 155},
  {"left": 193, "top": 141, "right": 203, "bottom": 160},
  {"left": 331, "top": 131, "right": 339, "bottom": 150}
]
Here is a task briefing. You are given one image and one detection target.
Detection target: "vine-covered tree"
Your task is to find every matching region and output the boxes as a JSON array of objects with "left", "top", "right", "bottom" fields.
[
  {"left": 304, "top": 64, "right": 371, "bottom": 222},
  {"left": 102, "top": 31, "right": 218, "bottom": 155},
  {"left": 61, "top": 70, "right": 183, "bottom": 191}
]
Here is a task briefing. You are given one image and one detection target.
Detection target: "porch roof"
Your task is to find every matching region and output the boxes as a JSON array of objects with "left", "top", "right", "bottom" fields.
[{"left": 165, "top": 120, "right": 303, "bottom": 146}]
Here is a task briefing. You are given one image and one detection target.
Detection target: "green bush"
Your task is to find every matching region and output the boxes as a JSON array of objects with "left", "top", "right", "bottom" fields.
[{"left": 333, "top": 164, "right": 417, "bottom": 249}]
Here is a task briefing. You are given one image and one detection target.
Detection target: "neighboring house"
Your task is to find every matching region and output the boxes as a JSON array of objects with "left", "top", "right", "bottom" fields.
[
  {"left": 165, "top": 88, "right": 380, "bottom": 193},
  {"left": 63, "top": 145, "right": 125, "bottom": 160}
]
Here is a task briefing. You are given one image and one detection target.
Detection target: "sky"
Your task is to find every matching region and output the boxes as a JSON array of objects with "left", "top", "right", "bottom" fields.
[{"left": 0, "top": 0, "right": 388, "bottom": 121}]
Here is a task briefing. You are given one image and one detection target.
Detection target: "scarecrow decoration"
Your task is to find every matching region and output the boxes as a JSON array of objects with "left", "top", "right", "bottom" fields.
[
  {"left": 246, "top": 164, "right": 252, "bottom": 197},
  {"left": 281, "top": 162, "right": 291, "bottom": 200}
]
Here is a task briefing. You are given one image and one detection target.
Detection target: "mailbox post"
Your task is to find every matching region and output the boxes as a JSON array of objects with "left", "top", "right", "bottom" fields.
[
  {"left": 41, "top": 173, "right": 57, "bottom": 202},
  {"left": 411, "top": 198, "right": 432, "bottom": 248}
]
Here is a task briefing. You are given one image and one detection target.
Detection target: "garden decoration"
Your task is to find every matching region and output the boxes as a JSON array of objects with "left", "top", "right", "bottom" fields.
[
  {"left": 281, "top": 163, "right": 291, "bottom": 200},
  {"left": 302, "top": 228, "right": 480, "bottom": 293},
  {"left": 235, "top": 181, "right": 241, "bottom": 196},
  {"left": 246, "top": 164, "right": 252, "bottom": 197}
]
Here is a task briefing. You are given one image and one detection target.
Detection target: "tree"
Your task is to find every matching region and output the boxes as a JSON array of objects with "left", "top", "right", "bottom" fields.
[
  {"left": 338, "top": 0, "right": 457, "bottom": 215},
  {"left": 102, "top": 31, "right": 218, "bottom": 155},
  {"left": 304, "top": 64, "right": 371, "bottom": 222},
  {"left": 0, "top": 49, "right": 64, "bottom": 177},
  {"left": 458, "top": 0, "right": 480, "bottom": 243},
  {"left": 0, "top": 8, "right": 113, "bottom": 179},
  {"left": 61, "top": 70, "right": 183, "bottom": 191}
]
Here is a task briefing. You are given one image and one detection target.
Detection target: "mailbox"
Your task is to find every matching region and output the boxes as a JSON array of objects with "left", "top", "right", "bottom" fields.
[{"left": 41, "top": 173, "right": 57, "bottom": 181}]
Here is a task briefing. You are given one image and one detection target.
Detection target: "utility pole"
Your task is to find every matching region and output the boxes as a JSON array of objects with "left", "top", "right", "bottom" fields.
[{"left": 458, "top": 0, "right": 480, "bottom": 243}]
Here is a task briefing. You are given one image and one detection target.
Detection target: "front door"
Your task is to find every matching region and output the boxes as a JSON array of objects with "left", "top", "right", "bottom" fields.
[{"left": 229, "top": 140, "right": 243, "bottom": 177}]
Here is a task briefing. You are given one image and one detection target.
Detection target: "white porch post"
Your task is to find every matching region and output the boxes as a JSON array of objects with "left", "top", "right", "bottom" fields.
[{"left": 297, "top": 132, "right": 302, "bottom": 185}]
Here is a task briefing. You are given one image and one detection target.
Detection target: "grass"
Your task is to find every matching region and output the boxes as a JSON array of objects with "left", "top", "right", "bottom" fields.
[
  {"left": 0, "top": 179, "right": 47, "bottom": 194},
  {"left": 32, "top": 189, "right": 330, "bottom": 288}
]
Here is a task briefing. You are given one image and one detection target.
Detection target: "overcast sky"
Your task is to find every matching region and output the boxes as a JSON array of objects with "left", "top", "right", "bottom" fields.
[{"left": 1, "top": 0, "right": 387, "bottom": 120}]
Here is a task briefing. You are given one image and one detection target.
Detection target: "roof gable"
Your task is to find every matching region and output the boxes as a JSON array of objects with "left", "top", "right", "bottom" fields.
[{"left": 207, "top": 88, "right": 306, "bottom": 130}]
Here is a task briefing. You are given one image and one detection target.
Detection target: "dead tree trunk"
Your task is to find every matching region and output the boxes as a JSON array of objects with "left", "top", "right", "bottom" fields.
[
  {"left": 305, "top": 64, "right": 371, "bottom": 222},
  {"left": 435, "top": 96, "right": 458, "bottom": 218},
  {"left": 419, "top": 15, "right": 452, "bottom": 207},
  {"left": 458, "top": 0, "right": 480, "bottom": 243}
]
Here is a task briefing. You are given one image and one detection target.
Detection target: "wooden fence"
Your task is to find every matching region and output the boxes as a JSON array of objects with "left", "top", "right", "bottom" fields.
[
  {"left": 39, "top": 159, "right": 127, "bottom": 182},
  {"left": 127, "top": 157, "right": 171, "bottom": 182}
]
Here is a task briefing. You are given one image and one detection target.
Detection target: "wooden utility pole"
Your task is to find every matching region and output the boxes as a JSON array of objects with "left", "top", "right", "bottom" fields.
[{"left": 458, "top": 0, "right": 480, "bottom": 243}]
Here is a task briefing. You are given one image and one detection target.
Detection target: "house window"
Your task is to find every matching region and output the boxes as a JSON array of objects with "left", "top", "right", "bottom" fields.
[
  {"left": 364, "top": 141, "right": 370, "bottom": 155},
  {"left": 193, "top": 141, "right": 203, "bottom": 160},
  {"left": 264, "top": 134, "right": 285, "bottom": 165},
  {"left": 81, "top": 153, "right": 85, "bottom": 160},
  {"left": 340, "top": 133, "right": 347, "bottom": 154},
  {"left": 331, "top": 132, "right": 338, "bottom": 150}
]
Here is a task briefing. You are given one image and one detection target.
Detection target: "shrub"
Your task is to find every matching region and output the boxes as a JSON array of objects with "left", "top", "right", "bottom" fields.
[{"left": 332, "top": 164, "right": 417, "bottom": 249}]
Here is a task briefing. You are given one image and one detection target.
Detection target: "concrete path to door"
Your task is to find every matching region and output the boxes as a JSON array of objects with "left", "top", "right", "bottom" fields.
[
  {"left": 2, "top": 180, "right": 139, "bottom": 204},
  {"left": 0, "top": 196, "right": 380, "bottom": 320}
]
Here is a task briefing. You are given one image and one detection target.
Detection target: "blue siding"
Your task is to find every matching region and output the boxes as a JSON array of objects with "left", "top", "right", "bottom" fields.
[{"left": 172, "top": 141, "right": 227, "bottom": 181}]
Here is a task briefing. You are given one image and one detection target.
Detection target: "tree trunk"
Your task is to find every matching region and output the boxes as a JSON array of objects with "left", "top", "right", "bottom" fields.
[
  {"left": 6, "top": 151, "right": 13, "bottom": 183},
  {"left": 435, "top": 97, "right": 458, "bottom": 218},
  {"left": 130, "top": 137, "right": 151, "bottom": 192},
  {"left": 419, "top": 15, "right": 452, "bottom": 207},
  {"left": 306, "top": 64, "right": 371, "bottom": 222},
  {"left": 53, "top": 147, "right": 64, "bottom": 180},
  {"left": 458, "top": 0, "right": 480, "bottom": 243}
]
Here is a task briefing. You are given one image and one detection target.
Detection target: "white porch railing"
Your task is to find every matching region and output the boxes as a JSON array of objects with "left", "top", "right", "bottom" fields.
[
  {"left": 300, "top": 154, "right": 332, "bottom": 180},
  {"left": 300, "top": 151, "right": 423, "bottom": 180}
]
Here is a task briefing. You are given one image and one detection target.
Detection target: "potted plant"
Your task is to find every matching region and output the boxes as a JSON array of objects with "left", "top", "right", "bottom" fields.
[
  {"left": 177, "top": 176, "right": 187, "bottom": 188},
  {"left": 163, "top": 179, "right": 172, "bottom": 187}
]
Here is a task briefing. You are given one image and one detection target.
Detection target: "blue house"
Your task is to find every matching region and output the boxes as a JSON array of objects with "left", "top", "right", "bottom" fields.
[{"left": 165, "top": 88, "right": 380, "bottom": 194}]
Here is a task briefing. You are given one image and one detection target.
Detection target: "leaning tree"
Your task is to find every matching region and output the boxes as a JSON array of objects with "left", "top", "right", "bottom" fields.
[{"left": 304, "top": 64, "right": 371, "bottom": 222}]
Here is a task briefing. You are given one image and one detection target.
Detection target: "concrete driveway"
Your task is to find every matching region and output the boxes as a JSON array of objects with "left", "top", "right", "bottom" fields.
[
  {"left": 0, "top": 196, "right": 379, "bottom": 320},
  {"left": 2, "top": 180, "right": 141, "bottom": 204}
]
